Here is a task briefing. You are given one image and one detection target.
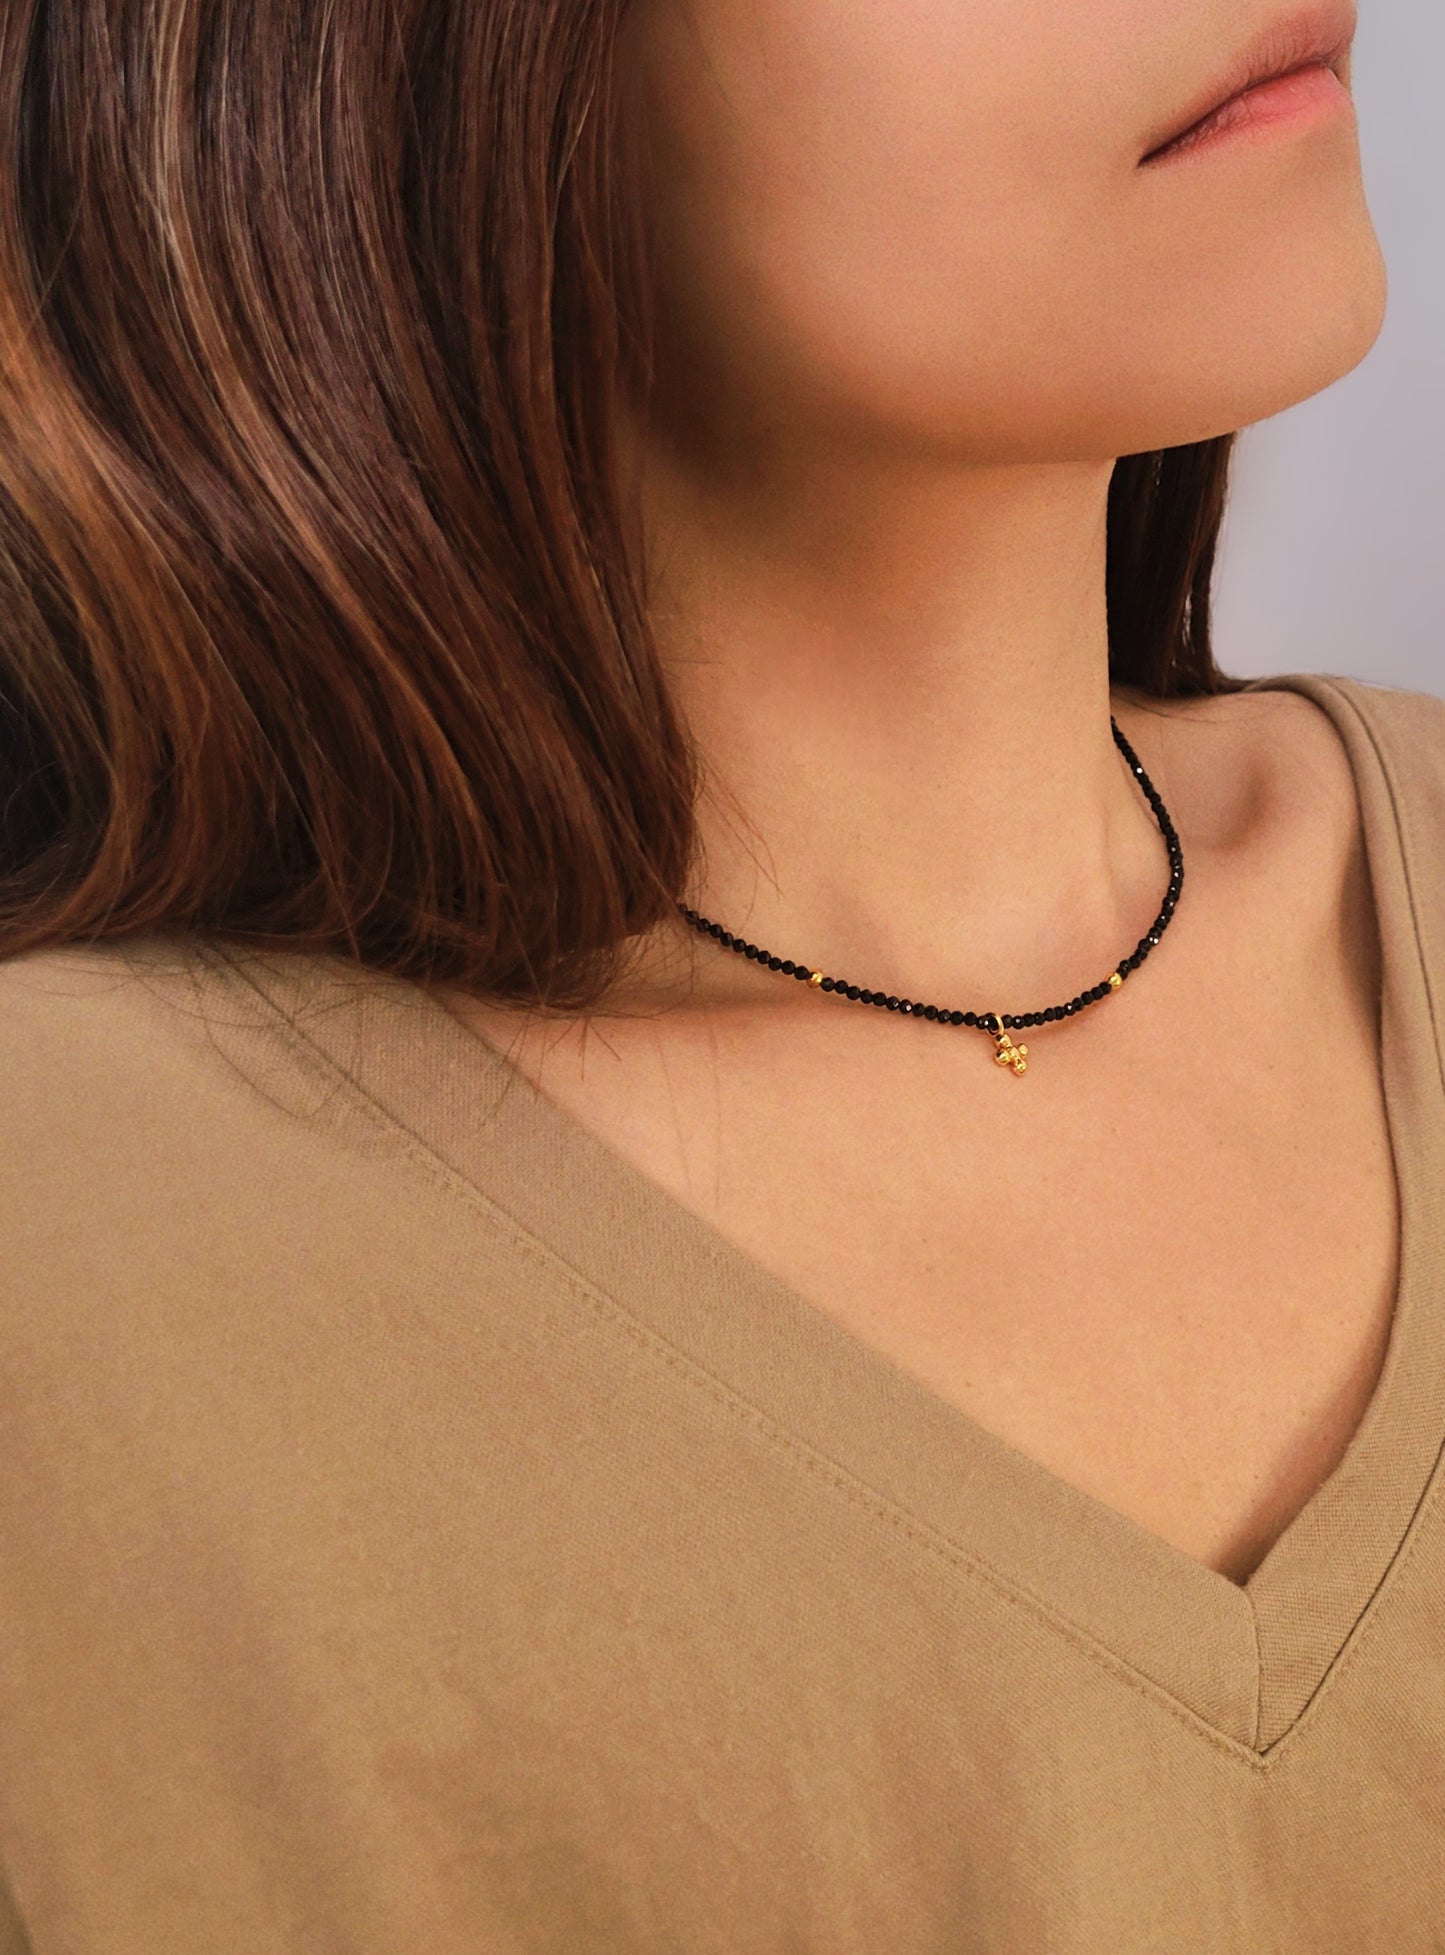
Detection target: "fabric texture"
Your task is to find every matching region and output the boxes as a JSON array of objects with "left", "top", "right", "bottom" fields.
[{"left": 1, "top": 669, "right": 1443, "bottom": 1953}]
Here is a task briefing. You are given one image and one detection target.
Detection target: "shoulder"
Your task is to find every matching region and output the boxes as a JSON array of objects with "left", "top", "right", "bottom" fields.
[
  {"left": 1241, "top": 672, "right": 1445, "bottom": 871},
  {"left": 0, "top": 931, "right": 351, "bottom": 1157},
  {"left": 1223, "top": 668, "right": 1445, "bottom": 775},
  {"left": 0, "top": 932, "right": 223, "bottom": 1071},
  {"left": 1122, "top": 670, "right": 1445, "bottom": 861}
]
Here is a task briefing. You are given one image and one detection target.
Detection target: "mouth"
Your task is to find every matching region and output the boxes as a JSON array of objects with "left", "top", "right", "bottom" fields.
[{"left": 1138, "top": 2, "right": 1357, "bottom": 167}]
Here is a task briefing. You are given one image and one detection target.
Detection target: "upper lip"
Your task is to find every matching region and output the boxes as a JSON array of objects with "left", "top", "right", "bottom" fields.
[{"left": 1139, "top": 2, "right": 1357, "bottom": 163}]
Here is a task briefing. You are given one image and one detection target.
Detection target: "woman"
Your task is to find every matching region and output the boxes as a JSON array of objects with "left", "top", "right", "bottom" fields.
[{"left": 1, "top": 0, "right": 1440, "bottom": 1947}]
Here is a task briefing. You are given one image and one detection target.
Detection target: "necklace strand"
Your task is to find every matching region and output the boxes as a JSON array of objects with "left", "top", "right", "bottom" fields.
[{"left": 676, "top": 714, "right": 1182, "bottom": 1076}]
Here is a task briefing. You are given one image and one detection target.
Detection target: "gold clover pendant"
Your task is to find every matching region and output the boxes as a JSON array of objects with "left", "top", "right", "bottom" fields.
[{"left": 991, "top": 1025, "right": 1028, "bottom": 1075}]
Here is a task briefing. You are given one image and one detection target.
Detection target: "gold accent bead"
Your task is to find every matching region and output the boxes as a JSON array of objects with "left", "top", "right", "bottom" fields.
[
  {"left": 809, "top": 970, "right": 823, "bottom": 987},
  {"left": 1107, "top": 971, "right": 1122, "bottom": 989}
]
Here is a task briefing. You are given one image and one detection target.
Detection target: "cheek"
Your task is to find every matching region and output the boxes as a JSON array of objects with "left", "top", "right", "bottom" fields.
[
  {"left": 650, "top": 71, "right": 1103, "bottom": 440},
  {"left": 725, "top": 137, "right": 1141, "bottom": 463},
  {"left": 672, "top": 120, "right": 1385, "bottom": 464},
  {"left": 637, "top": 2, "right": 1387, "bottom": 463},
  {"left": 634, "top": 0, "right": 1098, "bottom": 408}
]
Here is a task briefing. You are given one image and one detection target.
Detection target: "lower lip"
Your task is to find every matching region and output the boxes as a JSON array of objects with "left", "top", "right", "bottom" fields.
[{"left": 1141, "top": 63, "right": 1353, "bottom": 168}]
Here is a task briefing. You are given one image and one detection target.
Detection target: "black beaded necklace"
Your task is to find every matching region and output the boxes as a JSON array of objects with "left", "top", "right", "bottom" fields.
[{"left": 676, "top": 714, "right": 1181, "bottom": 1076}]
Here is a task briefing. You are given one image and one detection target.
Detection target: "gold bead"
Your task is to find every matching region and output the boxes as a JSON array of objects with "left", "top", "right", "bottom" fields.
[
  {"left": 809, "top": 970, "right": 823, "bottom": 987},
  {"left": 1107, "top": 971, "right": 1122, "bottom": 989}
]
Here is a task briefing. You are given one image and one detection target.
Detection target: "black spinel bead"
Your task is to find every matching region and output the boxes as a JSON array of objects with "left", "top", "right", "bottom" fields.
[
  {"left": 859, "top": 989, "right": 873, "bottom": 1004},
  {"left": 886, "top": 996, "right": 900, "bottom": 1010},
  {"left": 963, "top": 1012, "right": 977, "bottom": 1026},
  {"left": 950, "top": 1010, "right": 964, "bottom": 1025},
  {"left": 709, "top": 922, "right": 723, "bottom": 937},
  {"left": 821, "top": 977, "right": 836, "bottom": 991},
  {"left": 874, "top": 994, "right": 887, "bottom": 1006},
  {"left": 768, "top": 955, "right": 782, "bottom": 969},
  {"left": 781, "top": 960, "right": 796, "bottom": 975},
  {"left": 846, "top": 984, "right": 861, "bottom": 999},
  {"left": 923, "top": 1005, "right": 938, "bottom": 1020}
]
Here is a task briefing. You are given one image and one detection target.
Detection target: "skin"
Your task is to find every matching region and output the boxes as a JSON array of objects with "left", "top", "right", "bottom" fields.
[{"left": 433, "top": 3, "right": 1396, "bottom": 1583}]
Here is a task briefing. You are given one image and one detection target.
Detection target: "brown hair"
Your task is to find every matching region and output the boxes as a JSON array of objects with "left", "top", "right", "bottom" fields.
[{"left": 0, "top": 0, "right": 1249, "bottom": 1013}]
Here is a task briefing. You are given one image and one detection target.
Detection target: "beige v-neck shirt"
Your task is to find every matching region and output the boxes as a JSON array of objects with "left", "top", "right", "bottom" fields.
[{"left": 1, "top": 669, "right": 1444, "bottom": 1953}]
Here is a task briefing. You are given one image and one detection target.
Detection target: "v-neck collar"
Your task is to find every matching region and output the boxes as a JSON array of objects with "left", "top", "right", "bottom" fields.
[{"left": 203, "top": 670, "right": 1445, "bottom": 1760}]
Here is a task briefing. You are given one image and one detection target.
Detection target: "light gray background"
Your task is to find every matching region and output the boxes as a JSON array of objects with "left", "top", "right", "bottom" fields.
[{"left": 1211, "top": 3, "right": 1443, "bottom": 696}]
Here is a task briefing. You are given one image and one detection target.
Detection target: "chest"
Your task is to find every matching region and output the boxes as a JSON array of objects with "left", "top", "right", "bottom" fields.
[
  {"left": 705, "top": 1037, "right": 1399, "bottom": 1588},
  {"left": 475, "top": 940, "right": 1399, "bottom": 1588}
]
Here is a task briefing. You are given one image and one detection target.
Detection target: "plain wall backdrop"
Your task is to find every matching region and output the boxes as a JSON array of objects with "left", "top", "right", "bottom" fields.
[{"left": 1210, "top": 1, "right": 1444, "bottom": 697}]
